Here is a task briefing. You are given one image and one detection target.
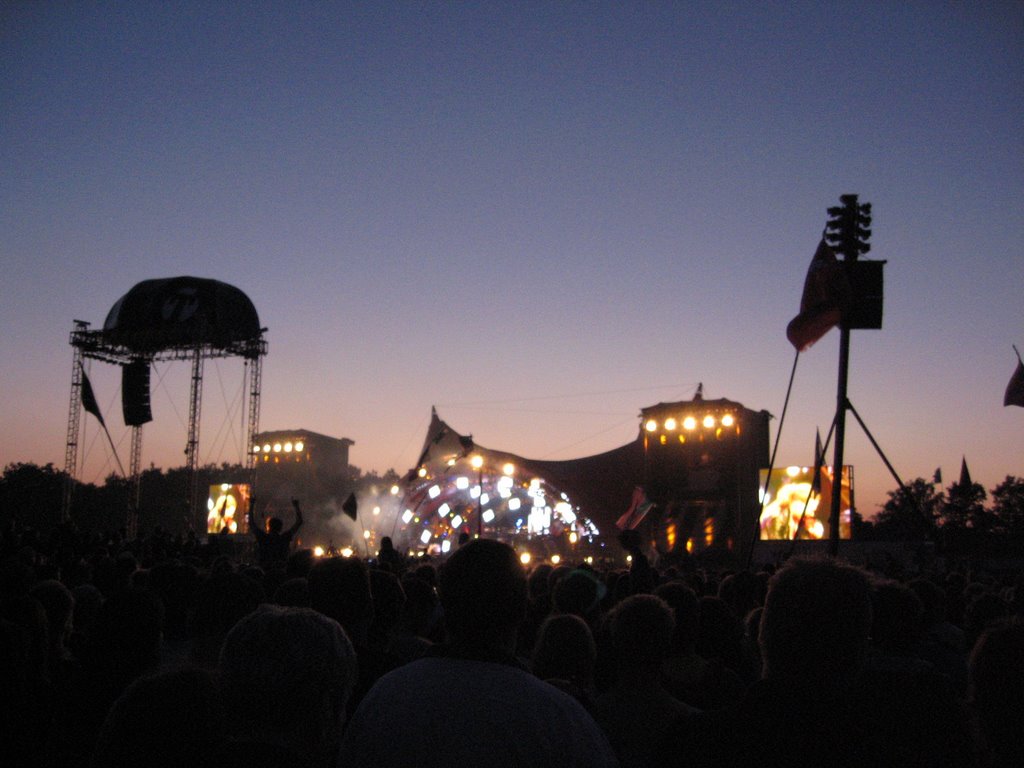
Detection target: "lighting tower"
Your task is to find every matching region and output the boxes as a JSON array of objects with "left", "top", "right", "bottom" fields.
[{"left": 823, "top": 194, "right": 872, "bottom": 555}]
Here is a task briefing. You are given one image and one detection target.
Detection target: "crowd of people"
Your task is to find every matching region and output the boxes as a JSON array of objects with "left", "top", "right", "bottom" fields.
[{"left": 2, "top": 511, "right": 1023, "bottom": 767}]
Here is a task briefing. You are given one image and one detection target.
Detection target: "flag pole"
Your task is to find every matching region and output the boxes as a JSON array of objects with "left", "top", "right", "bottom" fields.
[{"left": 746, "top": 348, "right": 801, "bottom": 568}]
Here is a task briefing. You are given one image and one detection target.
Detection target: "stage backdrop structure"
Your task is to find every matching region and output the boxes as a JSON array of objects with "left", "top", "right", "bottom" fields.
[
  {"left": 64, "top": 277, "right": 267, "bottom": 536},
  {"left": 397, "top": 389, "right": 771, "bottom": 562}
]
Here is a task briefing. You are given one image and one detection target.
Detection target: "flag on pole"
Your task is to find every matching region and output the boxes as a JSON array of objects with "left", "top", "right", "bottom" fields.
[
  {"left": 811, "top": 429, "right": 824, "bottom": 494},
  {"left": 959, "top": 457, "right": 972, "bottom": 487},
  {"left": 342, "top": 492, "right": 358, "bottom": 521},
  {"left": 80, "top": 365, "right": 106, "bottom": 428},
  {"left": 1004, "top": 346, "right": 1024, "bottom": 408},
  {"left": 786, "top": 239, "right": 849, "bottom": 352},
  {"left": 616, "top": 486, "right": 653, "bottom": 530}
]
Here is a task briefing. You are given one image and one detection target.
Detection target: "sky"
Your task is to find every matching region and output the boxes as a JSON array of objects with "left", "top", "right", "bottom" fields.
[{"left": 2, "top": 2, "right": 1022, "bottom": 519}]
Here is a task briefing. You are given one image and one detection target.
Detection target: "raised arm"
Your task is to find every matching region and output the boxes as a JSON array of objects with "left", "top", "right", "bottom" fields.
[{"left": 287, "top": 498, "right": 304, "bottom": 536}]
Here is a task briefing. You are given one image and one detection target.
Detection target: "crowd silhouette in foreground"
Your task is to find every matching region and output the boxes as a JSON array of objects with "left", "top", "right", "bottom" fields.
[{"left": 2, "top": 513, "right": 1023, "bottom": 768}]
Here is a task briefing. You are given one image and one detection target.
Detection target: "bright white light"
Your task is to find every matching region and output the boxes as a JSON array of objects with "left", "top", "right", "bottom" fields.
[
  {"left": 420, "top": 529, "right": 432, "bottom": 544},
  {"left": 438, "top": 503, "right": 451, "bottom": 518},
  {"left": 503, "top": 463, "right": 515, "bottom": 476},
  {"left": 683, "top": 417, "right": 696, "bottom": 431},
  {"left": 626, "top": 555, "right": 633, "bottom": 563},
  {"left": 645, "top": 419, "right": 658, "bottom": 432},
  {"left": 551, "top": 555, "right": 561, "bottom": 565},
  {"left": 341, "top": 547, "right": 354, "bottom": 558},
  {"left": 401, "top": 510, "right": 414, "bottom": 524},
  {"left": 451, "top": 515, "right": 463, "bottom": 529},
  {"left": 314, "top": 546, "right": 325, "bottom": 557},
  {"left": 273, "top": 443, "right": 282, "bottom": 453},
  {"left": 447, "top": 458, "right": 456, "bottom": 466},
  {"left": 363, "top": 530, "right": 370, "bottom": 539},
  {"left": 786, "top": 466, "right": 800, "bottom": 478},
  {"left": 480, "top": 493, "right": 490, "bottom": 505},
  {"left": 585, "top": 556, "right": 594, "bottom": 564},
  {"left": 263, "top": 444, "right": 271, "bottom": 452},
  {"left": 417, "top": 467, "right": 427, "bottom": 477},
  {"left": 721, "top": 414, "right": 735, "bottom": 427},
  {"left": 390, "top": 485, "right": 400, "bottom": 495},
  {"left": 470, "top": 486, "right": 481, "bottom": 499},
  {"left": 569, "top": 532, "right": 578, "bottom": 544},
  {"left": 520, "top": 552, "right": 532, "bottom": 565},
  {"left": 508, "top": 498, "right": 522, "bottom": 511},
  {"left": 372, "top": 506, "right": 380, "bottom": 515},
  {"left": 471, "top": 455, "right": 484, "bottom": 470},
  {"left": 441, "top": 539, "right": 452, "bottom": 554},
  {"left": 284, "top": 442, "right": 293, "bottom": 452},
  {"left": 429, "top": 485, "right": 441, "bottom": 499},
  {"left": 482, "top": 510, "right": 495, "bottom": 523},
  {"left": 554, "top": 502, "right": 575, "bottom": 524},
  {"left": 664, "top": 418, "right": 677, "bottom": 430},
  {"left": 253, "top": 445, "right": 261, "bottom": 453},
  {"left": 455, "top": 476, "right": 469, "bottom": 490},
  {"left": 703, "top": 415, "right": 716, "bottom": 428},
  {"left": 294, "top": 441, "right": 304, "bottom": 452}
]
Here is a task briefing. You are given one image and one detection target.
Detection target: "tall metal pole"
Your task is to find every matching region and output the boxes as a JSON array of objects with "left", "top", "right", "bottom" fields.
[{"left": 829, "top": 324, "right": 850, "bottom": 556}]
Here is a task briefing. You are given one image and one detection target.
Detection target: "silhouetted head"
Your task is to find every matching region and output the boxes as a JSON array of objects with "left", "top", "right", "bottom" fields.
[
  {"left": 532, "top": 613, "right": 596, "bottom": 686},
  {"left": 308, "top": 557, "right": 374, "bottom": 641},
  {"left": 439, "top": 539, "right": 527, "bottom": 648},
  {"left": 606, "top": 593, "right": 675, "bottom": 671},
  {"left": 380, "top": 536, "right": 394, "bottom": 551},
  {"left": 267, "top": 517, "right": 284, "bottom": 534},
  {"left": 220, "top": 605, "right": 357, "bottom": 767},
  {"left": 759, "top": 558, "right": 872, "bottom": 693}
]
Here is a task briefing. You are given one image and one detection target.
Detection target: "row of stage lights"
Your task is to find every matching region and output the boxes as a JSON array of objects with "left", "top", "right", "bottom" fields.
[
  {"left": 252, "top": 441, "right": 305, "bottom": 454},
  {"left": 644, "top": 412, "right": 737, "bottom": 433}
]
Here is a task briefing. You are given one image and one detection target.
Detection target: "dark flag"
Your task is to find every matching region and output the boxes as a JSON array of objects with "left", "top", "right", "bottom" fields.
[
  {"left": 342, "top": 492, "right": 358, "bottom": 521},
  {"left": 786, "top": 239, "right": 849, "bottom": 352},
  {"left": 933, "top": 467, "right": 943, "bottom": 485},
  {"left": 811, "top": 429, "right": 824, "bottom": 494},
  {"left": 1004, "top": 346, "right": 1024, "bottom": 408},
  {"left": 959, "top": 457, "right": 972, "bottom": 487},
  {"left": 80, "top": 365, "right": 106, "bottom": 428}
]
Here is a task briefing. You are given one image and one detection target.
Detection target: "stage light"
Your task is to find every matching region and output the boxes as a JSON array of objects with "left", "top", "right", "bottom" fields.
[
  {"left": 721, "top": 413, "right": 735, "bottom": 427},
  {"left": 273, "top": 443, "right": 282, "bottom": 452},
  {"left": 429, "top": 485, "right": 441, "bottom": 499},
  {"left": 263, "top": 444, "right": 271, "bottom": 452},
  {"left": 282, "top": 442, "right": 291, "bottom": 452},
  {"left": 451, "top": 515, "right": 463, "bottom": 529},
  {"left": 363, "top": 530, "right": 370, "bottom": 539},
  {"left": 520, "top": 552, "right": 531, "bottom": 565},
  {"left": 482, "top": 510, "right": 495, "bottom": 523},
  {"left": 480, "top": 493, "right": 489, "bottom": 505},
  {"left": 438, "top": 503, "right": 451, "bottom": 517},
  {"left": 447, "top": 458, "right": 456, "bottom": 466},
  {"left": 441, "top": 539, "right": 452, "bottom": 554},
  {"left": 455, "top": 476, "right": 469, "bottom": 489},
  {"left": 471, "top": 455, "right": 484, "bottom": 470},
  {"left": 508, "top": 498, "right": 522, "bottom": 511},
  {"left": 401, "top": 509, "right": 413, "bottom": 524},
  {"left": 503, "top": 462, "right": 515, "bottom": 476},
  {"left": 664, "top": 418, "right": 677, "bottom": 430},
  {"left": 551, "top": 555, "right": 561, "bottom": 565},
  {"left": 786, "top": 466, "right": 800, "bottom": 477},
  {"left": 390, "top": 485, "right": 400, "bottom": 495},
  {"left": 253, "top": 445, "right": 261, "bottom": 453},
  {"left": 314, "top": 546, "right": 325, "bottom": 557},
  {"left": 645, "top": 419, "right": 658, "bottom": 432},
  {"left": 683, "top": 416, "right": 696, "bottom": 431},
  {"left": 373, "top": 506, "right": 380, "bottom": 515},
  {"left": 420, "top": 530, "right": 432, "bottom": 544},
  {"left": 341, "top": 547, "right": 354, "bottom": 558},
  {"left": 569, "top": 532, "right": 578, "bottom": 544},
  {"left": 703, "top": 415, "right": 715, "bottom": 428},
  {"left": 294, "top": 441, "right": 304, "bottom": 452},
  {"left": 418, "top": 467, "right": 427, "bottom": 478}
]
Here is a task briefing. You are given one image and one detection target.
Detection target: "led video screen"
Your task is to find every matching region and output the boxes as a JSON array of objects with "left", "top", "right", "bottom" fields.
[
  {"left": 206, "top": 483, "right": 251, "bottom": 535},
  {"left": 758, "top": 466, "right": 853, "bottom": 541}
]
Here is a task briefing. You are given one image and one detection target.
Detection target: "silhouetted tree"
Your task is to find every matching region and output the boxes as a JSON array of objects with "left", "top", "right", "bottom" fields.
[
  {"left": 991, "top": 476, "right": 1024, "bottom": 535},
  {"left": 872, "top": 478, "right": 941, "bottom": 541}
]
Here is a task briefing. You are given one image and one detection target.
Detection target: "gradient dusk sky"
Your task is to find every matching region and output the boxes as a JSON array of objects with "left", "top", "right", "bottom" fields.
[{"left": 2, "top": 2, "right": 1021, "bottom": 518}]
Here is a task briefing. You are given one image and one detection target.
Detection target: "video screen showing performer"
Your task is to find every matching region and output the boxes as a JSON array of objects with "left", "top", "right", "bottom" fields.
[
  {"left": 758, "top": 466, "right": 852, "bottom": 541},
  {"left": 207, "top": 483, "right": 251, "bottom": 535}
]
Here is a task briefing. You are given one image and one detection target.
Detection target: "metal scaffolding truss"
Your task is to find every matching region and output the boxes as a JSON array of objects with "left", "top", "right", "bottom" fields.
[{"left": 64, "top": 322, "right": 268, "bottom": 533}]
